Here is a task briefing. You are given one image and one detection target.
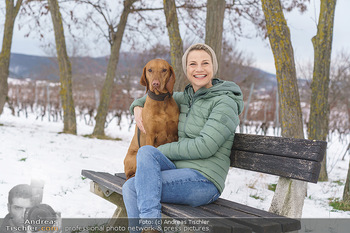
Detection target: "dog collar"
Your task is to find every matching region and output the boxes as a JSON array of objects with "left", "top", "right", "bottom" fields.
[{"left": 147, "top": 90, "right": 172, "bottom": 101}]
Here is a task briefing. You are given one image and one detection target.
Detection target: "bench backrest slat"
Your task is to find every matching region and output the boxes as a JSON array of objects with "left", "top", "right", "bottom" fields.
[
  {"left": 232, "top": 134, "right": 326, "bottom": 162},
  {"left": 231, "top": 151, "right": 321, "bottom": 183},
  {"left": 230, "top": 133, "right": 327, "bottom": 183}
]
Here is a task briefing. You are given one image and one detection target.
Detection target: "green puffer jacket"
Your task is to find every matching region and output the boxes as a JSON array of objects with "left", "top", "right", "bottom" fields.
[{"left": 130, "top": 79, "right": 244, "bottom": 193}]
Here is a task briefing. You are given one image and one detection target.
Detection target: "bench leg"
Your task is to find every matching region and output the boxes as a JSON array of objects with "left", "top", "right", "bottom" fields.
[
  {"left": 90, "top": 182, "right": 129, "bottom": 231},
  {"left": 106, "top": 207, "right": 129, "bottom": 233}
]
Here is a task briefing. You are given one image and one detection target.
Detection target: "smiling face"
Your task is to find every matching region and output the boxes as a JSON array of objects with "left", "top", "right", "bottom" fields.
[{"left": 186, "top": 50, "right": 213, "bottom": 92}]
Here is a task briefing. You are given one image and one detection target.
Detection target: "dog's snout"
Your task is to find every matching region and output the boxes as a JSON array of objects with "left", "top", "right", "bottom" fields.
[{"left": 152, "top": 80, "right": 160, "bottom": 87}]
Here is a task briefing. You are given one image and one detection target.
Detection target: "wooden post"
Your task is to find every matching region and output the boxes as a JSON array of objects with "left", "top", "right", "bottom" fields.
[{"left": 89, "top": 182, "right": 128, "bottom": 230}]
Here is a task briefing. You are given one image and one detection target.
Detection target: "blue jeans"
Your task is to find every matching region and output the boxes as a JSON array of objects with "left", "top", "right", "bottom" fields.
[{"left": 122, "top": 145, "right": 220, "bottom": 233}]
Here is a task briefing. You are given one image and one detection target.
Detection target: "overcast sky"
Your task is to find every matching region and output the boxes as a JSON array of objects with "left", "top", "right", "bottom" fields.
[{"left": 2, "top": 0, "right": 349, "bottom": 74}]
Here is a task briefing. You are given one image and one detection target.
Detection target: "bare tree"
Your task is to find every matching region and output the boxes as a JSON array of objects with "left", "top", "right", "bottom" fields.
[
  {"left": 92, "top": 0, "right": 137, "bottom": 137},
  {"left": 163, "top": 0, "right": 186, "bottom": 91},
  {"left": 329, "top": 51, "right": 350, "bottom": 135},
  {"left": 48, "top": 0, "right": 77, "bottom": 134},
  {"left": 308, "top": 0, "right": 337, "bottom": 181},
  {"left": 0, "top": 0, "right": 23, "bottom": 115},
  {"left": 328, "top": 51, "right": 350, "bottom": 202},
  {"left": 261, "top": 0, "right": 306, "bottom": 218},
  {"left": 205, "top": 0, "right": 225, "bottom": 77},
  {"left": 220, "top": 41, "right": 263, "bottom": 87},
  {"left": 344, "top": 160, "right": 350, "bottom": 203}
]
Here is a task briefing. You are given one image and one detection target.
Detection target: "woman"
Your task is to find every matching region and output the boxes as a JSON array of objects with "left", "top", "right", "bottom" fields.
[{"left": 122, "top": 43, "right": 244, "bottom": 233}]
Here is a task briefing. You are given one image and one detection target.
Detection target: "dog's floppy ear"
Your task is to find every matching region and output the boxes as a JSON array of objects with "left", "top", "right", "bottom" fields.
[
  {"left": 140, "top": 66, "right": 149, "bottom": 93},
  {"left": 166, "top": 66, "right": 176, "bottom": 94}
]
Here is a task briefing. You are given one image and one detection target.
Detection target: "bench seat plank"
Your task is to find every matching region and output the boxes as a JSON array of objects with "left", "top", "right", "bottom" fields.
[
  {"left": 83, "top": 170, "right": 252, "bottom": 232},
  {"left": 162, "top": 203, "right": 252, "bottom": 233},
  {"left": 199, "top": 204, "right": 282, "bottom": 233},
  {"left": 213, "top": 199, "right": 301, "bottom": 233},
  {"left": 81, "top": 170, "right": 301, "bottom": 233},
  {"left": 82, "top": 170, "right": 124, "bottom": 195}
]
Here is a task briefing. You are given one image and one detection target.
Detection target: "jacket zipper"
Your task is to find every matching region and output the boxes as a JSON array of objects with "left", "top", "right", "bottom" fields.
[
  {"left": 184, "top": 98, "right": 195, "bottom": 134},
  {"left": 186, "top": 102, "right": 191, "bottom": 117}
]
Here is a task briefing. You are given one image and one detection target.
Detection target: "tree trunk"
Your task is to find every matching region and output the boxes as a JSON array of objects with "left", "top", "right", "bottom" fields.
[
  {"left": 0, "top": 0, "right": 23, "bottom": 115},
  {"left": 163, "top": 0, "right": 186, "bottom": 92},
  {"left": 308, "top": 0, "right": 337, "bottom": 182},
  {"left": 261, "top": 0, "right": 306, "bottom": 218},
  {"left": 48, "top": 0, "right": 77, "bottom": 134},
  {"left": 205, "top": 0, "right": 225, "bottom": 78},
  {"left": 92, "top": 0, "right": 136, "bottom": 137},
  {"left": 344, "top": 159, "right": 350, "bottom": 202}
]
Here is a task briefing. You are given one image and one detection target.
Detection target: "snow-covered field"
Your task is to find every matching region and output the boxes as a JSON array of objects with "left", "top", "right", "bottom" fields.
[{"left": 1, "top": 107, "right": 350, "bottom": 221}]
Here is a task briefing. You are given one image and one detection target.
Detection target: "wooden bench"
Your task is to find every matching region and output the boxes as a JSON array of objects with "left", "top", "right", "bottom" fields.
[{"left": 82, "top": 133, "right": 327, "bottom": 233}]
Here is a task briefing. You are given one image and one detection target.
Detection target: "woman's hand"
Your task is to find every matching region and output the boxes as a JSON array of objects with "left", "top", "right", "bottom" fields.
[{"left": 134, "top": 106, "right": 146, "bottom": 134}]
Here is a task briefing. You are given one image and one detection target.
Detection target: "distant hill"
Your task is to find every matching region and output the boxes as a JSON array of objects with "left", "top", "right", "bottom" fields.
[
  {"left": 9, "top": 52, "right": 277, "bottom": 89},
  {"left": 9, "top": 53, "right": 109, "bottom": 81},
  {"left": 9, "top": 52, "right": 172, "bottom": 81},
  {"left": 10, "top": 53, "right": 56, "bottom": 80},
  {"left": 251, "top": 67, "right": 277, "bottom": 90}
]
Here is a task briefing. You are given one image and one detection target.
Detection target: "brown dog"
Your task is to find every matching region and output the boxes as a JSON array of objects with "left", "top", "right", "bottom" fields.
[{"left": 124, "top": 59, "right": 180, "bottom": 180}]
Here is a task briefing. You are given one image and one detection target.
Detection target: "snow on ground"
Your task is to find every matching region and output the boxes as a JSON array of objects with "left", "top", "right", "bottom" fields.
[{"left": 1, "top": 108, "right": 350, "bottom": 220}]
